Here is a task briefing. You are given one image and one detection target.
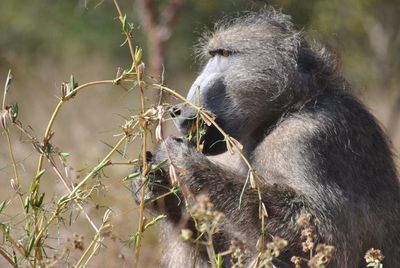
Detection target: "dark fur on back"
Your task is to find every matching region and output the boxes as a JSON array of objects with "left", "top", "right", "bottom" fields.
[{"left": 132, "top": 10, "right": 400, "bottom": 267}]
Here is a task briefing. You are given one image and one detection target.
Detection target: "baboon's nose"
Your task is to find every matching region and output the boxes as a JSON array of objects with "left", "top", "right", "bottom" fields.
[
  {"left": 170, "top": 103, "right": 197, "bottom": 135},
  {"left": 170, "top": 105, "right": 182, "bottom": 118}
]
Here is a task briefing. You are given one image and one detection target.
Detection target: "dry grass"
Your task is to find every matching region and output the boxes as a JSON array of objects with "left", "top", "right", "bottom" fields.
[{"left": 0, "top": 2, "right": 398, "bottom": 268}]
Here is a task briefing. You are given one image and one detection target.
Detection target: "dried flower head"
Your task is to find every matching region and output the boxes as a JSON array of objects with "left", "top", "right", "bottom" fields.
[
  {"left": 257, "top": 236, "right": 288, "bottom": 267},
  {"left": 296, "top": 213, "right": 319, "bottom": 254},
  {"left": 308, "top": 244, "right": 335, "bottom": 268},
  {"left": 365, "top": 248, "right": 384, "bottom": 267},
  {"left": 291, "top": 213, "right": 335, "bottom": 267},
  {"left": 229, "top": 239, "right": 248, "bottom": 267},
  {"left": 190, "top": 194, "right": 224, "bottom": 233},
  {"left": 122, "top": 120, "right": 136, "bottom": 136},
  {"left": 291, "top": 256, "right": 302, "bottom": 268}
]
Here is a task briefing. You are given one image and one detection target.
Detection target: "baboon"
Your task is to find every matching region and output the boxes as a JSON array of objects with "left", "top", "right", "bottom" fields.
[{"left": 132, "top": 11, "right": 400, "bottom": 267}]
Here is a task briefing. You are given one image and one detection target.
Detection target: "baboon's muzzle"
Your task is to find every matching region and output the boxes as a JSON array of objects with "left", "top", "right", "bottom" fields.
[{"left": 170, "top": 103, "right": 226, "bottom": 155}]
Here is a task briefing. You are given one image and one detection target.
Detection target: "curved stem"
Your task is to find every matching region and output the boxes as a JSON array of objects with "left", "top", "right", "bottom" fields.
[{"left": 36, "top": 79, "right": 115, "bottom": 175}]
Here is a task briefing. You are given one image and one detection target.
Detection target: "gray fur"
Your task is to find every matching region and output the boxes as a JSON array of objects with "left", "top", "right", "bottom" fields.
[{"left": 132, "top": 10, "right": 400, "bottom": 267}]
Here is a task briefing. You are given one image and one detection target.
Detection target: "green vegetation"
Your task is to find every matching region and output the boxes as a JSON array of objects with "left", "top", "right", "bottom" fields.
[{"left": 0, "top": 0, "right": 398, "bottom": 267}]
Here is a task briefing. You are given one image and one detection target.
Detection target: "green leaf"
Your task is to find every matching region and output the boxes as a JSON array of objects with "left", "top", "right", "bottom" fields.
[
  {"left": 151, "top": 159, "right": 168, "bottom": 172},
  {"left": 124, "top": 233, "right": 138, "bottom": 248},
  {"left": 0, "top": 201, "right": 6, "bottom": 214},
  {"left": 143, "top": 215, "right": 166, "bottom": 231},
  {"left": 134, "top": 47, "right": 142, "bottom": 65},
  {"left": 24, "top": 197, "right": 29, "bottom": 213},
  {"left": 69, "top": 74, "right": 78, "bottom": 90},
  {"left": 30, "top": 169, "right": 46, "bottom": 193},
  {"left": 59, "top": 152, "right": 70, "bottom": 157},
  {"left": 57, "top": 194, "right": 71, "bottom": 205},
  {"left": 36, "top": 193, "right": 45, "bottom": 208},
  {"left": 93, "top": 160, "right": 109, "bottom": 175},
  {"left": 124, "top": 172, "right": 141, "bottom": 181},
  {"left": 35, "top": 169, "right": 46, "bottom": 180},
  {"left": 121, "top": 14, "right": 127, "bottom": 32},
  {"left": 100, "top": 141, "right": 126, "bottom": 157},
  {"left": 216, "top": 254, "right": 223, "bottom": 268},
  {"left": 27, "top": 235, "right": 35, "bottom": 256}
]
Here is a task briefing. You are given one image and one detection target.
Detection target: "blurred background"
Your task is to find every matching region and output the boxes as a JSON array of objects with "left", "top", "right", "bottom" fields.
[{"left": 0, "top": 0, "right": 399, "bottom": 267}]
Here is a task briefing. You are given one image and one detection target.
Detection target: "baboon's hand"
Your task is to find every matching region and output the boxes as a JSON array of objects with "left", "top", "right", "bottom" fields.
[
  {"left": 130, "top": 138, "right": 195, "bottom": 215},
  {"left": 154, "top": 137, "right": 210, "bottom": 189},
  {"left": 130, "top": 151, "right": 169, "bottom": 206},
  {"left": 154, "top": 137, "right": 196, "bottom": 165}
]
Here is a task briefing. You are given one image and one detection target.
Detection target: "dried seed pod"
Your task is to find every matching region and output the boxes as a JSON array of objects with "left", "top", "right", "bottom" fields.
[
  {"left": 200, "top": 110, "right": 216, "bottom": 126},
  {"left": 116, "top": 67, "right": 123, "bottom": 78},
  {"left": 260, "top": 202, "right": 268, "bottom": 218},
  {"left": 157, "top": 105, "right": 165, "bottom": 121},
  {"left": 122, "top": 121, "right": 136, "bottom": 136},
  {"left": 230, "top": 137, "right": 243, "bottom": 153},
  {"left": 0, "top": 109, "right": 12, "bottom": 130},
  {"left": 137, "top": 62, "right": 145, "bottom": 81},
  {"left": 249, "top": 171, "right": 256, "bottom": 189},
  {"left": 10, "top": 178, "right": 20, "bottom": 194},
  {"left": 169, "top": 164, "right": 178, "bottom": 185},
  {"left": 61, "top": 82, "right": 68, "bottom": 100},
  {"left": 256, "top": 236, "right": 265, "bottom": 251},
  {"left": 155, "top": 124, "right": 163, "bottom": 142}
]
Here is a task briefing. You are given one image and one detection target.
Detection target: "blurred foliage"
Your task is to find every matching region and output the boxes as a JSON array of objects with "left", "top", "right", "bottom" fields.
[
  {"left": 0, "top": 0, "right": 399, "bottom": 91},
  {"left": 0, "top": 1, "right": 399, "bottom": 266}
]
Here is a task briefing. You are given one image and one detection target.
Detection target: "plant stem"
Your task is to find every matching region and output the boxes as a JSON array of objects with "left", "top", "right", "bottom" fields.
[
  {"left": 112, "top": 1, "right": 150, "bottom": 265},
  {"left": 36, "top": 79, "right": 115, "bottom": 175},
  {"left": 0, "top": 246, "right": 17, "bottom": 268},
  {"left": 113, "top": 0, "right": 136, "bottom": 70},
  {"left": 4, "top": 129, "right": 25, "bottom": 209},
  {"left": 133, "top": 49, "right": 148, "bottom": 268},
  {"left": 68, "top": 133, "right": 131, "bottom": 199}
]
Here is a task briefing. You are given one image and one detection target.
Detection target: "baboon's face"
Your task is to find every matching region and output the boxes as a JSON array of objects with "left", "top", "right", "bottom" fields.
[{"left": 173, "top": 16, "right": 300, "bottom": 154}]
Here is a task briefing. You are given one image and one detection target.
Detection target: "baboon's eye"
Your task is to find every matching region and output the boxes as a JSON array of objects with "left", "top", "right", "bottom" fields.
[{"left": 209, "top": 49, "right": 232, "bottom": 57}]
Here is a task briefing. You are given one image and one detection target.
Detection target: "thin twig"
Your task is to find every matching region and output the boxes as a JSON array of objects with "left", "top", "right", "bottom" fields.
[
  {"left": 75, "top": 210, "right": 112, "bottom": 267},
  {"left": 4, "top": 129, "right": 24, "bottom": 207},
  {"left": 36, "top": 79, "right": 116, "bottom": 175},
  {"left": 0, "top": 246, "right": 17, "bottom": 268},
  {"left": 113, "top": 1, "right": 151, "bottom": 266},
  {"left": 68, "top": 132, "right": 133, "bottom": 199}
]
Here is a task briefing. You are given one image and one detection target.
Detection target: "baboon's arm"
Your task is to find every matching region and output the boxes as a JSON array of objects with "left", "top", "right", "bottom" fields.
[{"left": 156, "top": 137, "right": 304, "bottom": 246}]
